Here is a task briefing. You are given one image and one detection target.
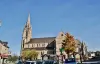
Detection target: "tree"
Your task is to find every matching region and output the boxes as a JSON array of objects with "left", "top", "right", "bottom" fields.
[
  {"left": 7, "top": 55, "right": 19, "bottom": 62},
  {"left": 22, "top": 50, "right": 31, "bottom": 60},
  {"left": 95, "top": 51, "right": 100, "bottom": 56},
  {"left": 62, "top": 33, "right": 76, "bottom": 58},
  {"left": 22, "top": 50, "right": 38, "bottom": 60}
]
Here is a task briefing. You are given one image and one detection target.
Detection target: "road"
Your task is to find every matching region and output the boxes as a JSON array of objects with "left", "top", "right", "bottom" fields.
[
  {"left": 81, "top": 56, "right": 100, "bottom": 64},
  {"left": 82, "top": 61, "right": 100, "bottom": 64}
]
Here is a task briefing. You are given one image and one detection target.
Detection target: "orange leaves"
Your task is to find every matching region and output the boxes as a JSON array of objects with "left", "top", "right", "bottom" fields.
[{"left": 63, "top": 32, "right": 76, "bottom": 54}]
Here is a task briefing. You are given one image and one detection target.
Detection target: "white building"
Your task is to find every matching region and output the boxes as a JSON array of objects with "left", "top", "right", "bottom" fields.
[{"left": 0, "top": 40, "right": 9, "bottom": 64}]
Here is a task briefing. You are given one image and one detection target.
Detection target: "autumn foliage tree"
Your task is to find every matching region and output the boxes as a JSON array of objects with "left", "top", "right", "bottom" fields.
[
  {"left": 22, "top": 50, "right": 38, "bottom": 60},
  {"left": 62, "top": 33, "right": 76, "bottom": 58}
]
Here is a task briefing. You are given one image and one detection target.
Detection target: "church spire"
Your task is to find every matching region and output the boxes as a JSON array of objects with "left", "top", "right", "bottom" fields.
[
  {"left": 26, "top": 13, "right": 31, "bottom": 27},
  {"left": 22, "top": 13, "right": 32, "bottom": 44},
  {"left": 27, "top": 13, "right": 30, "bottom": 24}
]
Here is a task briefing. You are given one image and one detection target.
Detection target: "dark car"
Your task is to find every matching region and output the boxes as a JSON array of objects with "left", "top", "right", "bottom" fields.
[
  {"left": 64, "top": 58, "right": 77, "bottom": 64},
  {"left": 25, "top": 61, "right": 36, "bottom": 64},
  {"left": 43, "top": 60, "right": 57, "bottom": 64},
  {"left": 36, "top": 61, "right": 43, "bottom": 64}
]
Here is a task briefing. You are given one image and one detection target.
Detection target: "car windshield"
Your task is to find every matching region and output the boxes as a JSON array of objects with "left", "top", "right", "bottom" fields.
[{"left": 26, "top": 62, "right": 35, "bottom": 64}]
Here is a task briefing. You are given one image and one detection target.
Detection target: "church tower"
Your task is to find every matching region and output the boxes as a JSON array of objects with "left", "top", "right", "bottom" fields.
[{"left": 21, "top": 14, "right": 32, "bottom": 50}]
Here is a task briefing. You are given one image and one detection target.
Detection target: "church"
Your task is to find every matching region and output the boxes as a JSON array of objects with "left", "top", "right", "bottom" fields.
[{"left": 20, "top": 14, "right": 88, "bottom": 61}]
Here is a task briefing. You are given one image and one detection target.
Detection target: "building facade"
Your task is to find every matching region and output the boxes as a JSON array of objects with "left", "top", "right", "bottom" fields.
[
  {"left": 0, "top": 40, "right": 9, "bottom": 64},
  {"left": 21, "top": 14, "right": 88, "bottom": 61}
]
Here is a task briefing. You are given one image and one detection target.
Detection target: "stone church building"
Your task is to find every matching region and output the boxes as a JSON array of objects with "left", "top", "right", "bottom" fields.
[{"left": 21, "top": 14, "right": 88, "bottom": 61}]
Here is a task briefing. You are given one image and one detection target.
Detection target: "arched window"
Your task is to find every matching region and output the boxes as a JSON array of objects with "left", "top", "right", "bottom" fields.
[
  {"left": 42, "top": 43, "right": 45, "bottom": 47},
  {"left": 38, "top": 44, "right": 40, "bottom": 47},
  {"left": 37, "top": 44, "right": 38, "bottom": 47},
  {"left": 28, "top": 44, "right": 29, "bottom": 48},
  {"left": 32, "top": 44, "right": 34, "bottom": 47}
]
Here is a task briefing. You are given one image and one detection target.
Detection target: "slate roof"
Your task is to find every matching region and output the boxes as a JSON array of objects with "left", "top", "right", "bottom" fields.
[
  {"left": 23, "top": 47, "right": 55, "bottom": 50},
  {"left": 27, "top": 37, "right": 56, "bottom": 44},
  {"left": 75, "top": 39, "right": 81, "bottom": 44},
  {"left": 0, "top": 40, "right": 9, "bottom": 48}
]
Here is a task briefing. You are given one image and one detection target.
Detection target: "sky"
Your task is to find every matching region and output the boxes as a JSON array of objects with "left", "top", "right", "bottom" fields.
[{"left": 0, "top": 0, "right": 100, "bottom": 55}]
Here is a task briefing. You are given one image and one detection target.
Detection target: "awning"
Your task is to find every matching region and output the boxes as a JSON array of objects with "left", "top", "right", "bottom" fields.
[{"left": 0, "top": 54, "right": 9, "bottom": 58}]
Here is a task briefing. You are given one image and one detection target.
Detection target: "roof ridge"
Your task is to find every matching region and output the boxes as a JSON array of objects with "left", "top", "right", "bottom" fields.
[
  {"left": 32, "top": 37, "right": 56, "bottom": 39},
  {"left": 27, "top": 37, "right": 56, "bottom": 44}
]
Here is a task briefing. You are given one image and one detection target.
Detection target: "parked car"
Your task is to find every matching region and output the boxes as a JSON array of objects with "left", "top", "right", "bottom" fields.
[
  {"left": 64, "top": 58, "right": 77, "bottom": 64},
  {"left": 36, "top": 60, "right": 43, "bottom": 64},
  {"left": 43, "top": 60, "right": 57, "bottom": 64},
  {"left": 25, "top": 61, "right": 37, "bottom": 64}
]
